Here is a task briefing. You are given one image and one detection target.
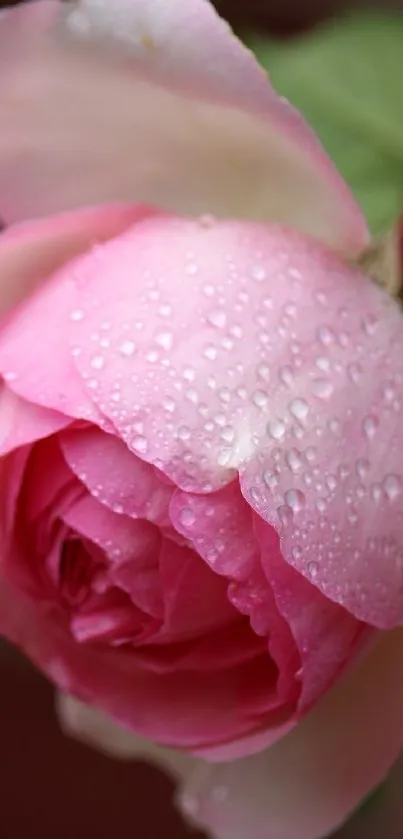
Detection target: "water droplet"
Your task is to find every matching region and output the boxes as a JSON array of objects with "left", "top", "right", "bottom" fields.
[
  {"left": 305, "top": 446, "right": 317, "bottom": 463},
  {"left": 292, "top": 545, "right": 303, "bottom": 560},
  {"left": 185, "top": 388, "right": 198, "bottom": 404},
  {"left": 382, "top": 384, "right": 395, "bottom": 403},
  {"left": 203, "top": 343, "right": 218, "bottom": 361},
  {"left": 221, "top": 336, "right": 234, "bottom": 351},
  {"left": 356, "top": 458, "right": 369, "bottom": 480},
  {"left": 70, "top": 309, "right": 84, "bottom": 321},
  {"left": 179, "top": 507, "right": 196, "bottom": 527},
  {"left": 383, "top": 474, "right": 402, "bottom": 501},
  {"left": 311, "top": 378, "right": 334, "bottom": 399},
  {"left": 284, "top": 488, "right": 306, "bottom": 512},
  {"left": 286, "top": 448, "right": 303, "bottom": 474},
  {"left": 251, "top": 264, "right": 266, "bottom": 282},
  {"left": 326, "top": 474, "right": 338, "bottom": 492},
  {"left": 252, "top": 390, "right": 268, "bottom": 408},
  {"left": 315, "top": 355, "right": 330, "bottom": 372},
  {"left": 316, "top": 498, "right": 327, "bottom": 512},
  {"left": 229, "top": 324, "right": 243, "bottom": 339},
  {"left": 183, "top": 367, "right": 195, "bottom": 382},
  {"left": 218, "top": 448, "right": 234, "bottom": 467},
  {"left": 177, "top": 425, "right": 191, "bottom": 441},
  {"left": 257, "top": 363, "right": 270, "bottom": 382},
  {"left": 263, "top": 471, "right": 278, "bottom": 489},
  {"left": 158, "top": 303, "right": 172, "bottom": 318},
  {"left": 362, "top": 415, "right": 378, "bottom": 439},
  {"left": 347, "top": 363, "right": 363, "bottom": 384},
  {"left": 279, "top": 366, "right": 294, "bottom": 387},
  {"left": 155, "top": 330, "right": 173, "bottom": 351},
  {"left": 277, "top": 504, "right": 294, "bottom": 526},
  {"left": 370, "top": 483, "right": 383, "bottom": 503},
  {"left": 220, "top": 426, "right": 235, "bottom": 443},
  {"left": 267, "top": 419, "right": 286, "bottom": 440},
  {"left": 308, "top": 561, "right": 319, "bottom": 578},
  {"left": 289, "top": 398, "right": 309, "bottom": 421},
  {"left": 362, "top": 313, "right": 378, "bottom": 335},
  {"left": 317, "top": 326, "right": 334, "bottom": 345},
  {"left": 163, "top": 397, "right": 176, "bottom": 413},
  {"left": 119, "top": 340, "right": 136, "bottom": 357},
  {"left": 132, "top": 436, "right": 148, "bottom": 454},
  {"left": 207, "top": 310, "right": 227, "bottom": 329},
  {"left": 338, "top": 331, "right": 350, "bottom": 348},
  {"left": 90, "top": 355, "right": 105, "bottom": 370},
  {"left": 186, "top": 262, "right": 198, "bottom": 276}
]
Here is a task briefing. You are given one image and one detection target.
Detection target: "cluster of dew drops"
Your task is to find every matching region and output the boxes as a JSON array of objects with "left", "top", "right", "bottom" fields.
[{"left": 63, "top": 215, "right": 403, "bottom": 589}]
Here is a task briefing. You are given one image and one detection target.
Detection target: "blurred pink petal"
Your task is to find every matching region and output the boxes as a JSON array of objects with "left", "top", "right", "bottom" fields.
[
  {"left": 0, "top": 0, "right": 367, "bottom": 253},
  {"left": 178, "top": 631, "right": 403, "bottom": 839},
  {"left": 57, "top": 692, "right": 195, "bottom": 778}
]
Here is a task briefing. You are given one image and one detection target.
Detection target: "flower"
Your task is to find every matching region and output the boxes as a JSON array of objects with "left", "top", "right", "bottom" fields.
[{"left": 0, "top": 2, "right": 403, "bottom": 839}]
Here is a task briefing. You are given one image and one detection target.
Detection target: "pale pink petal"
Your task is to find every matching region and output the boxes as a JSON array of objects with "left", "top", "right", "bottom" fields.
[
  {"left": 177, "top": 631, "right": 403, "bottom": 839},
  {"left": 57, "top": 693, "right": 195, "bottom": 778},
  {"left": 0, "top": 204, "right": 146, "bottom": 420},
  {"left": 0, "top": 204, "right": 144, "bottom": 318},
  {"left": 68, "top": 216, "right": 403, "bottom": 628},
  {"left": 0, "top": 382, "right": 69, "bottom": 455},
  {"left": 0, "top": 1, "right": 367, "bottom": 253}
]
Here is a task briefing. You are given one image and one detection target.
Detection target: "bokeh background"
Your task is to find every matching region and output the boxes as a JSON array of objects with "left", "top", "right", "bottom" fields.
[{"left": 0, "top": 1, "right": 402, "bottom": 837}]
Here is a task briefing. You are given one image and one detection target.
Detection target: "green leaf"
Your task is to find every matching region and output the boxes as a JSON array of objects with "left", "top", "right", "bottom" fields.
[{"left": 249, "top": 13, "right": 403, "bottom": 235}]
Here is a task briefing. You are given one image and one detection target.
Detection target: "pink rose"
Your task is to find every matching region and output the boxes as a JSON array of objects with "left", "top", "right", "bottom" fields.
[{"left": 0, "top": 2, "right": 403, "bottom": 839}]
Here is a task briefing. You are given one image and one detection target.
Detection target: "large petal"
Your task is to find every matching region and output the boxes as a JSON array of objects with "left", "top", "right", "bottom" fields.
[
  {"left": 0, "top": 204, "right": 143, "bottom": 318},
  {"left": 177, "top": 630, "right": 403, "bottom": 839},
  {"left": 0, "top": 0, "right": 367, "bottom": 253},
  {"left": 0, "top": 205, "right": 147, "bottom": 419},
  {"left": 67, "top": 216, "right": 403, "bottom": 628}
]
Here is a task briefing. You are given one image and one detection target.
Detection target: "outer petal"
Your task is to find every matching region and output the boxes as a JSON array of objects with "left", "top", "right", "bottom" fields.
[
  {"left": 177, "top": 631, "right": 403, "bottom": 839},
  {"left": 0, "top": 205, "right": 149, "bottom": 420},
  {"left": 57, "top": 692, "right": 194, "bottom": 778},
  {"left": 0, "top": 204, "right": 144, "bottom": 318},
  {"left": 0, "top": 383, "right": 69, "bottom": 455},
  {"left": 67, "top": 216, "right": 403, "bottom": 628},
  {"left": 0, "top": 0, "right": 367, "bottom": 253}
]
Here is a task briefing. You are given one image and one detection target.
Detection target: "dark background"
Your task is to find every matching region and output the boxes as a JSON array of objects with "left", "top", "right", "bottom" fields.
[{"left": 0, "top": 1, "right": 402, "bottom": 838}]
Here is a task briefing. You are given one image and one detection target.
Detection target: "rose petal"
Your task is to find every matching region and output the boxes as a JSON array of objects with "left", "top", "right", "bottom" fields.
[
  {"left": 177, "top": 631, "right": 403, "bottom": 839},
  {"left": 254, "top": 515, "right": 363, "bottom": 710},
  {"left": 60, "top": 426, "right": 174, "bottom": 529},
  {"left": 0, "top": 574, "right": 282, "bottom": 750},
  {"left": 0, "top": 1, "right": 367, "bottom": 253},
  {"left": 0, "top": 205, "right": 146, "bottom": 419},
  {"left": 69, "top": 216, "right": 403, "bottom": 628},
  {"left": 0, "top": 204, "right": 144, "bottom": 318},
  {"left": 57, "top": 692, "right": 194, "bottom": 777},
  {"left": 0, "top": 383, "right": 68, "bottom": 455},
  {"left": 158, "top": 539, "right": 236, "bottom": 642}
]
